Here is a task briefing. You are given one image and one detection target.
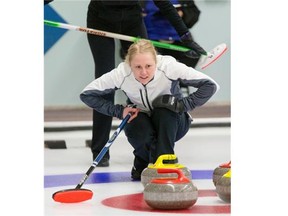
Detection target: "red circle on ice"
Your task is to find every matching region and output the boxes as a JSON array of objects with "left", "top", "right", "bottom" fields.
[{"left": 102, "top": 189, "right": 230, "bottom": 214}]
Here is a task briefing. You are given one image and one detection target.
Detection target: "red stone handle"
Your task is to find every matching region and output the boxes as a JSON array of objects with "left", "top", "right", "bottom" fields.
[
  {"left": 151, "top": 168, "right": 191, "bottom": 184},
  {"left": 219, "top": 161, "right": 231, "bottom": 168}
]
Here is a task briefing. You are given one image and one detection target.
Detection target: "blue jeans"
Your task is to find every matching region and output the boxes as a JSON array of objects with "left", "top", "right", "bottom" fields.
[{"left": 124, "top": 108, "right": 192, "bottom": 169}]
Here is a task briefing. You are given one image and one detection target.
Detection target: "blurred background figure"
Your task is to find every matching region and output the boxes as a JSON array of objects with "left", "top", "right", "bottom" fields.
[{"left": 141, "top": 0, "right": 202, "bottom": 69}]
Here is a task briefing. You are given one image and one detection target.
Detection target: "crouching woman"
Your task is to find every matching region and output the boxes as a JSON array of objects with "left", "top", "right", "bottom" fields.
[{"left": 80, "top": 39, "right": 219, "bottom": 180}]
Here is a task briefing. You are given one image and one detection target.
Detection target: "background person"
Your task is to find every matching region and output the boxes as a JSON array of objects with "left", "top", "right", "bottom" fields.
[{"left": 142, "top": 0, "right": 202, "bottom": 68}]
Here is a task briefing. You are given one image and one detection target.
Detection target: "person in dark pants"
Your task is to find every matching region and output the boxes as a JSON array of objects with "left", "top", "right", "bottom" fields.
[
  {"left": 124, "top": 109, "right": 191, "bottom": 177},
  {"left": 80, "top": 39, "right": 218, "bottom": 180},
  {"left": 86, "top": 0, "right": 207, "bottom": 167}
]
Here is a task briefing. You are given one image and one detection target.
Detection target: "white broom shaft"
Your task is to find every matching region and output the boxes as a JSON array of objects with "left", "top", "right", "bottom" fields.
[
  {"left": 44, "top": 20, "right": 190, "bottom": 52},
  {"left": 67, "top": 24, "right": 134, "bottom": 42}
]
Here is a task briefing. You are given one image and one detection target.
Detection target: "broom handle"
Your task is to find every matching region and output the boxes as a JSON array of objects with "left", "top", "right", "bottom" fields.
[
  {"left": 44, "top": 20, "right": 191, "bottom": 52},
  {"left": 75, "top": 113, "right": 131, "bottom": 189}
]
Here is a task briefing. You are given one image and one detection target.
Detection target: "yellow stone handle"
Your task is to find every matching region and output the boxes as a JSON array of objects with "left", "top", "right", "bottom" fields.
[
  {"left": 148, "top": 154, "right": 185, "bottom": 169},
  {"left": 223, "top": 169, "right": 231, "bottom": 178}
]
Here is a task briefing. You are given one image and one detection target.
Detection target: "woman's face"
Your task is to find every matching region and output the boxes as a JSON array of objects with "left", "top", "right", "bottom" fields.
[{"left": 130, "top": 52, "right": 156, "bottom": 85}]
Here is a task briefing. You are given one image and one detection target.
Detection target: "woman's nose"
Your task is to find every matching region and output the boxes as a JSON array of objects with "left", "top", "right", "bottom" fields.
[{"left": 140, "top": 68, "right": 147, "bottom": 75}]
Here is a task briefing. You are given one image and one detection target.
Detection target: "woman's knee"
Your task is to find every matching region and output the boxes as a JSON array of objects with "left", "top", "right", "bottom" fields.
[
  {"left": 151, "top": 108, "right": 178, "bottom": 128},
  {"left": 124, "top": 113, "right": 155, "bottom": 142}
]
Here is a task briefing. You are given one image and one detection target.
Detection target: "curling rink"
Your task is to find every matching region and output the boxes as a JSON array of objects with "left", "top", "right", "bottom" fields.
[{"left": 44, "top": 119, "right": 231, "bottom": 216}]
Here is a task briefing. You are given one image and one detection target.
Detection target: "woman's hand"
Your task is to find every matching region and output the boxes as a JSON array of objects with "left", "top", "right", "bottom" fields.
[{"left": 123, "top": 106, "right": 140, "bottom": 123}]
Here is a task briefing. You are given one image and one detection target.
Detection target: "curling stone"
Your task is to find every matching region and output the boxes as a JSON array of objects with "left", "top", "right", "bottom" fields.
[
  {"left": 141, "top": 154, "right": 192, "bottom": 187},
  {"left": 216, "top": 169, "right": 231, "bottom": 203},
  {"left": 213, "top": 161, "right": 231, "bottom": 186},
  {"left": 144, "top": 168, "right": 198, "bottom": 209}
]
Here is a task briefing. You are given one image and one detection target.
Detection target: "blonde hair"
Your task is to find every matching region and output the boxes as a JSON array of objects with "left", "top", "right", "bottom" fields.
[{"left": 125, "top": 39, "right": 157, "bottom": 65}]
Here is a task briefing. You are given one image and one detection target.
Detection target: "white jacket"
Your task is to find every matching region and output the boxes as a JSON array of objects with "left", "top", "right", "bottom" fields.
[{"left": 80, "top": 55, "right": 219, "bottom": 119}]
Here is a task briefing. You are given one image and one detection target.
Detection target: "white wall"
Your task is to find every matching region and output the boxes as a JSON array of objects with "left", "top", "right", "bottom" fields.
[{"left": 44, "top": 0, "right": 231, "bottom": 107}]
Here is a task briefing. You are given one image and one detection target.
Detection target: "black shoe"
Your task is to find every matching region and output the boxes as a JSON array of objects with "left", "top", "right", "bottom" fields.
[
  {"left": 93, "top": 153, "right": 110, "bottom": 167},
  {"left": 131, "top": 156, "right": 148, "bottom": 180},
  {"left": 97, "top": 157, "right": 110, "bottom": 167},
  {"left": 131, "top": 166, "right": 142, "bottom": 181}
]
